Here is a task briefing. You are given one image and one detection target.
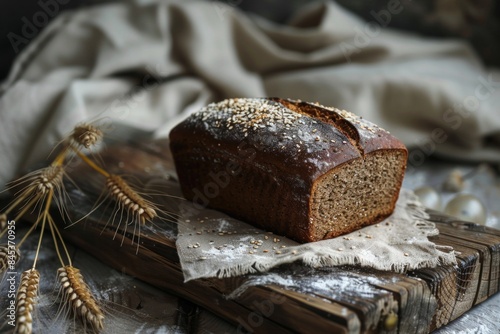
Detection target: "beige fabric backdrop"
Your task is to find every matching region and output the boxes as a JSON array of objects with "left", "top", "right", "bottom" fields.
[{"left": 1, "top": 0, "right": 499, "bottom": 188}]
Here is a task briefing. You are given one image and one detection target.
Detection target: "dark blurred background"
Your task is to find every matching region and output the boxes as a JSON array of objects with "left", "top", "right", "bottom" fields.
[{"left": 1, "top": 0, "right": 499, "bottom": 81}]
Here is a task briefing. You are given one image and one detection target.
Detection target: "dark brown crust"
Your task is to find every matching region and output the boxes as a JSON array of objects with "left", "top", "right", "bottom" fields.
[{"left": 169, "top": 98, "right": 407, "bottom": 243}]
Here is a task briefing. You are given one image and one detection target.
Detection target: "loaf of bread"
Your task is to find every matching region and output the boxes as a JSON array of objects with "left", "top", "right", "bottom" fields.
[{"left": 169, "top": 98, "right": 407, "bottom": 243}]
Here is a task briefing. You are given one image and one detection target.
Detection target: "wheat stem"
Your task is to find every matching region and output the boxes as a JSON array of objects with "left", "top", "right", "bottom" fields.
[
  {"left": 72, "top": 146, "right": 109, "bottom": 177},
  {"left": 48, "top": 214, "right": 72, "bottom": 267},
  {"left": 53, "top": 146, "right": 69, "bottom": 166},
  {"left": 32, "top": 188, "right": 53, "bottom": 269}
]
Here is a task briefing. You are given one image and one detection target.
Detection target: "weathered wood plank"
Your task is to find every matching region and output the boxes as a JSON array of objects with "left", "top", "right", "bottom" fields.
[
  {"left": 411, "top": 265, "right": 457, "bottom": 330},
  {"left": 239, "top": 285, "right": 360, "bottom": 333},
  {"left": 430, "top": 234, "right": 485, "bottom": 310},
  {"left": 435, "top": 222, "right": 500, "bottom": 298},
  {"left": 368, "top": 272, "right": 436, "bottom": 334},
  {"left": 41, "top": 140, "right": 500, "bottom": 333},
  {"left": 214, "top": 268, "right": 433, "bottom": 334}
]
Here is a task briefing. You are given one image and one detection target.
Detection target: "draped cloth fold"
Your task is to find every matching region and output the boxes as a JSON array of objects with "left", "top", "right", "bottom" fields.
[{"left": 1, "top": 0, "right": 499, "bottom": 188}]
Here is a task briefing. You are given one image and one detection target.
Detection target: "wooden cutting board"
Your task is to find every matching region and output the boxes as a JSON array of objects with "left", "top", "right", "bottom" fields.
[{"left": 57, "top": 139, "right": 500, "bottom": 334}]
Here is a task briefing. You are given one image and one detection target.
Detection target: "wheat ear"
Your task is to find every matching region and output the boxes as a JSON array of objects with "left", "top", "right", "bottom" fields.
[
  {"left": 70, "top": 124, "right": 103, "bottom": 149},
  {"left": 57, "top": 265, "right": 104, "bottom": 332},
  {"left": 15, "top": 269, "right": 40, "bottom": 334},
  {"left": 31, "top": 165, "right": 65, "bottom": 195},
  {"left": 70, "top": 147, "right": 158, "bottom": 226},
  {"left": 0, "top": 244, "right": 21, "bottom": 274},
  {"left": 2, "top": 164, "right": 65, "bottom": 223},
  {"left": 106, "top": 174, "right": 157, "bottom": 223},
  {"left": 9, "top": 164, "right": 64, "bottom": 197}
]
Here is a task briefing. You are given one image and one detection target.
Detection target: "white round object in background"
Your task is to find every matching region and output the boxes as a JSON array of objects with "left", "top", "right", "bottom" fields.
[
  {"left": 444, "top": 194, "right": 487, "bottom": 225},
  {"left": 414, "top": 186, "right": 442, "bottom": 211},
  {"left": 442, "top": 169, "right": 465, "bottom": 192}
]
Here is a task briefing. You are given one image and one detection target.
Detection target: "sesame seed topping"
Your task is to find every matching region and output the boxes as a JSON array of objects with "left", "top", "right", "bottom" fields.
[{"left": 196, "top": 98, "right": 302, "bottom": 132}]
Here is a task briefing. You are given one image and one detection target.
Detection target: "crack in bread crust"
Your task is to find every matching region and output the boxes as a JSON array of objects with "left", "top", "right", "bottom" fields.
[{"left": 275, "top": 98, "right": 364, "bottom": 155}]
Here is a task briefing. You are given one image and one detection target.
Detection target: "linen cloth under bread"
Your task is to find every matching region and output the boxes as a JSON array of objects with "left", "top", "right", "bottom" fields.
[{"left": 176, "top": 189, "right": 456, "bottom": 281}]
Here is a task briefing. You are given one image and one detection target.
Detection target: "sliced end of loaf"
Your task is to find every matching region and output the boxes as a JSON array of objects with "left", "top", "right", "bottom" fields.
[{"left": 310, "top": 149, "right": 407, "bottom": 241}]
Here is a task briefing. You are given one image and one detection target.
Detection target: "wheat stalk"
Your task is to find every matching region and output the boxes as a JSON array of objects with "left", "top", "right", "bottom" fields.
[
  {"left": 15, "top": 269, "right": 40, "bottom": 334},
  {"left": 0, "top": 120, "right": 172, "bottom": 333},
  {"left": 57, "top": 265, "right": 104, "bottom": 332},
  {"left": 0, "top": 244, "right": 21, "bottom": 274},
  {"left": 0, "top": 122, "right": 140, "bottom": 334}
]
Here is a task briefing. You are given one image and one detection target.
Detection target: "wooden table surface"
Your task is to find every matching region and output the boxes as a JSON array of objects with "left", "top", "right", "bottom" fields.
[{"left": 1, "top": 140, "right": 499, "bottom": 334}]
